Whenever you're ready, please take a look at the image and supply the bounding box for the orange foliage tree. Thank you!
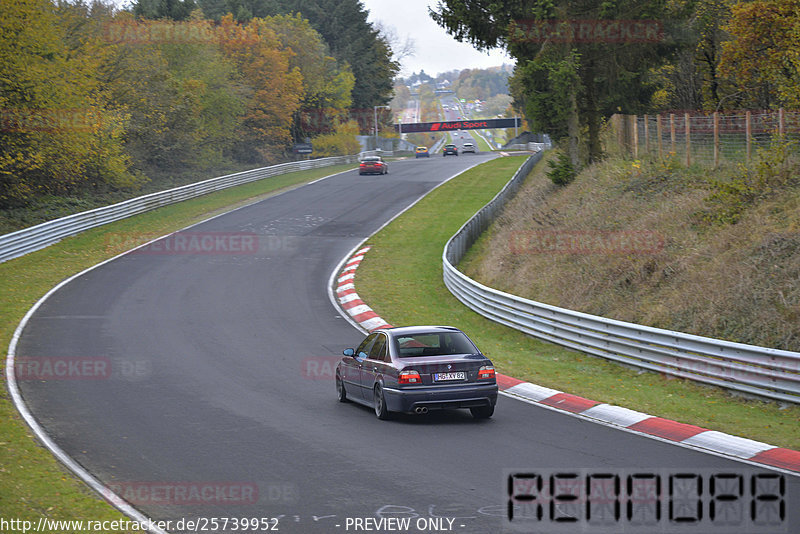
[217,15,303,162]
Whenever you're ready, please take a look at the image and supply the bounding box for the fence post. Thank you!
[656,115,663,159]
[614,114,625,155]
[746,111,752,162]
[670,113,676,155]
[779,107,785,137]
[644,114,649,155]
[685,113,691,166]
[713,111,719,169]
[633,115,639,158]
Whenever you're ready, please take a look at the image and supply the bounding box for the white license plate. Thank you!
[434,372,465,382]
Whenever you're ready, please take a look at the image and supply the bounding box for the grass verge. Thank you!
[0,163,353,529]
[472,131,494,152]
[355,156,800,451]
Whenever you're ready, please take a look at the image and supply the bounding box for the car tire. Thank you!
[374,383,391,420]
[336,373,348,403]
[470,405,494,419]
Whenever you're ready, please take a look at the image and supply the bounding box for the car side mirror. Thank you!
[343,348,355,357]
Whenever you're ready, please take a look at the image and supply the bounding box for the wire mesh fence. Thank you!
[607,110,800,167]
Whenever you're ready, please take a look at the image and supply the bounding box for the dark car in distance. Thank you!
[443,144,458,156]
[358,156,388,175]
[336,326,498,420]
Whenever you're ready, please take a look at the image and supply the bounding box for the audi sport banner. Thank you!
[396,117,521,133]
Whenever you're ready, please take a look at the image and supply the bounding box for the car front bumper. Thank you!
[383,383,498,413]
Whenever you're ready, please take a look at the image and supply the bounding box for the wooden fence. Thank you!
[608,109,799,167]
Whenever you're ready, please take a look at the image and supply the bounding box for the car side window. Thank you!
[356,334,377,359]
[368,334,388,362]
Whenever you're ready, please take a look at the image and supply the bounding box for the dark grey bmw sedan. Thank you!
[336,326,498,420]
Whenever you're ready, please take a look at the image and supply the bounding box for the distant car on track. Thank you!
[443,144,458,156]
[336,326,498,420]
[462,143,476,153]
[415,146,429,158]
[358,156,388,175]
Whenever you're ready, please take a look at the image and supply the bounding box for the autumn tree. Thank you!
[720,0,800,109]
[217,14,303,162]
[145,0,399,115]
[0,0,136,207]
[272,0,399,112]
[261,13,354,142]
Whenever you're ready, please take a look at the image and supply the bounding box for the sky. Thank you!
[360,0,512,77]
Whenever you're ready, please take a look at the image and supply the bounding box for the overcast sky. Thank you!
[360,0,512,77]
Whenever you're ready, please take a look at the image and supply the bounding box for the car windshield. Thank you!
[362,157,381,162]
[394,332,478,357]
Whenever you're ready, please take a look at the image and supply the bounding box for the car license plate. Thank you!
[434,372,465,382]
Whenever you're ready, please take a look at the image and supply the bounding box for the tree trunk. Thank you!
[567,84,580,170]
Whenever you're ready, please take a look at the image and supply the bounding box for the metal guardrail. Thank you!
[0,155,357,264]
[429,135,447,154]
[358,150,393,159]
[443,153,800,404]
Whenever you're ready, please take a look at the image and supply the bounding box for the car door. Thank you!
[361,333,389,402]
[344,333,376,401]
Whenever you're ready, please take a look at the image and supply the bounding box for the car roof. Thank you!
[362,156,382,161]
[376,325,465,337]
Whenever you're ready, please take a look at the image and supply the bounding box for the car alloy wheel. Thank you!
[374,383,390,420]
[336,373,348,403]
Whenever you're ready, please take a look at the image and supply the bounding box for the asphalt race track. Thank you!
[14,154,799,533]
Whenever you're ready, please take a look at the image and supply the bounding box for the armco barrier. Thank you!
[443,153,800,404]
[0,155,357,263]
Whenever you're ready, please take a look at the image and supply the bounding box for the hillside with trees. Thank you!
[0,0,398,232]
[432,0,800,167]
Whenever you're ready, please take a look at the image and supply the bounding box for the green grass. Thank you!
[0,163,353,530]
[471,131,494,152]
[355,156,800,451]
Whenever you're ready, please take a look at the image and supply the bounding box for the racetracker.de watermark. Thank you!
[0,108,102,133]
[11,357,152,381]
[509,230,664,255]
[13,357,111,380]
[102,20,259,45]
[105,232,260,255]
[510,19,664,43]
[104,482,259,506]
[301,356,341,380]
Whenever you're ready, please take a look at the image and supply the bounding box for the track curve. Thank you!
[13,154,799,533]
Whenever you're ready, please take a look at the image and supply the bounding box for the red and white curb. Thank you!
[335,246,392,332]
[335,246,800,474]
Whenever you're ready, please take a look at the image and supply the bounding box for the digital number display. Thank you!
[504,468,788,533]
